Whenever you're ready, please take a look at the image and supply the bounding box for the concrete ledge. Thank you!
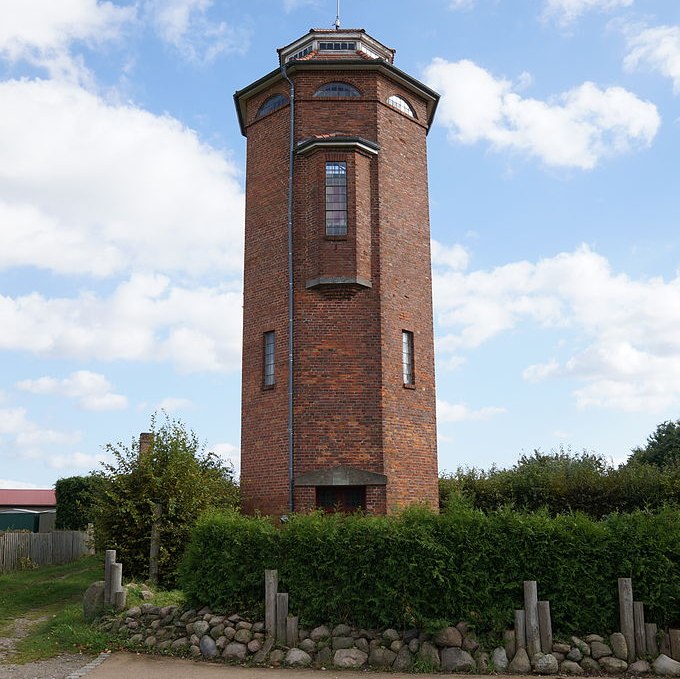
[295,465,387,487]
[306,276,372,289]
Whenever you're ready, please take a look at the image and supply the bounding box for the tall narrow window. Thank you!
[402,330,415,386]
[325,162,347,236]
[263,331,275,387]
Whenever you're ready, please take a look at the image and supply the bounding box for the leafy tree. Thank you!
[628,420,680,468]
[92,413,239,587]
[55,475,104,530]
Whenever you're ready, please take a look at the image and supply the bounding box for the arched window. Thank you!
[256,94,289,119]
[314,82,361,98]
[387,95,416,118]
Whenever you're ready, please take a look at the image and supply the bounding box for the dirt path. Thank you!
[0,616,94,679]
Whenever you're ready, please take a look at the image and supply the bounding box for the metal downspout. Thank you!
[281,63,295,514]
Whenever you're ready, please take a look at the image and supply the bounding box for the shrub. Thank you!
[178,505,680,635]
[55,475,104,530]
[92,413,239,587]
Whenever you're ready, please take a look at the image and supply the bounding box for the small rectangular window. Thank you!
[325,162,347,236]
[263,331,275,387]
[402,330,415,386]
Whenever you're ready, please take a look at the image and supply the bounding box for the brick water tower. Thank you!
[235,25,440,516]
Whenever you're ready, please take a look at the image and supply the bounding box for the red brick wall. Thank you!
[239,62,438,516]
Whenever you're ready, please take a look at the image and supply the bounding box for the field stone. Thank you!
[553,643,570,654]
[334,648,368,668]
[531,652,558,674]
[252,637,274,664]
[190,644,201,657]
[434,626,463,648]
[171,637,189,650]
[390,640,404,653]
[199,635,218,659]
[591,641,612,659]
[193,620,210,636]
[332,636,354,650]
[355,637,369,653]
[190,634,200,646]
[317,646,332,665]
[572,637,591,656]
[566,647,583,662]
[559,660,584,675]
[418,641,441,670]
[586,634,604,643]
[310,625,331,641]
[394,645,413,671]
[609,633,627,660]
[224,627,236,641]
[269,649,285,666]
[403,628,419,644]
[332,623,352,637]
[463,635,479,653]
[124,606,141,618]
[223,641,248,661]
[408,638,420,653]
[234,628,252,644]
[216,636,227,650]
[383,628,400,643]
[83,581,106,622]
[653,654,680,676]
[210,624,225,639]
[492,647,509,672]
[552,652,565,663]
[581,656,601,672]
[236,620,252,630]
[299,638,316,654]
[252,622,265,633]
[247,639,261,653]
[628,660,652,675]
[599,656,628,674]
[129,633,144,644]
[509,648,531,674]
[370,646,397,668]
[441,647,475,672]
[285,648,312,667]
[476,651,490,673]
[144,636,156,647]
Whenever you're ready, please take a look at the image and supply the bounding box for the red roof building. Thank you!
[0,488,56,511]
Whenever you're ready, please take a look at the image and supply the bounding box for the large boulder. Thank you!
[417,641,441,670]
[199,635,218,659]
[434,626,463,648]
[609,632,627,660]
[285,648,312,667]
[653,654,680,676]
[531,652,558,674]
[369,647,396,668]
[441,647,476,672]
[509,648,532,674]
[492,647,509,672]
[559,660,584,675]
[599,656,628,674]
[83,581,106,622]
[333,648,367,668]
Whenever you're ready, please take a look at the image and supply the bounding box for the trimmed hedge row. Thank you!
[439,452,680,518]
[179,506,680,637]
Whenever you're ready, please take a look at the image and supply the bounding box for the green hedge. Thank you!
[55,475,104,530]
[440,451,680,518]
[179,506,680,637]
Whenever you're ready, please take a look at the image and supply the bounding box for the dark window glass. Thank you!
[402,330,415,385]
[318,41,357,51]
[314,82,361,98]
[325,162,347,236]
[263,331,275,387]
[316,486,366,513]
[256,94,288,119]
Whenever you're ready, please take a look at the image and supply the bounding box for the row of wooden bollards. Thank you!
[104,549,127,610]
[511,580,553,656]
[265,569,299,645]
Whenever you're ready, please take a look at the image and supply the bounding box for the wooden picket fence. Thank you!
[0,530,91,573]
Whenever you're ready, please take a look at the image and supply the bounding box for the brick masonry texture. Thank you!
[238,43,439,516]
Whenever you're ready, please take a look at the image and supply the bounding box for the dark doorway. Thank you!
[316,485,366,513]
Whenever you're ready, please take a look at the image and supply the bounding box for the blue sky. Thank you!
[1,0,679,489]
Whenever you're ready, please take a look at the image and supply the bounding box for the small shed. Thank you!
[0,488,56,512]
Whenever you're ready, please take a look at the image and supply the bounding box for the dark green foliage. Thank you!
[628,420,680,468]
[440,449,680,518]
[92,413,239,587]
[55,475,104,530]
[178,506,680,636]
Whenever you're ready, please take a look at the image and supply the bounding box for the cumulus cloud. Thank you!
[424,58,659,169]
[0,274,242,373]
[17,371,128,411]
[437,399,508,422]
[0,0,134,81]
[145,0,250,63]
[431,240,470,271]
[433,244,680,412]
[0,78,244,279]
[542,0,634,26]
[624,24,680,94]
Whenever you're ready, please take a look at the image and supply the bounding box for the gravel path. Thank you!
[0,616,98,679]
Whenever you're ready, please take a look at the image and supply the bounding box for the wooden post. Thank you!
[110,562,123,605]
[633,601,646,659]
[286,615,299,647]
[524,581,541,657]
[538,601,553,654]
[669,629,680,662]
[645,623,658,656]
[514,609,526,650]
[265,570,278,639]
[148,503,162,587]
[276,593,288,645]
[618,577,635,662]
[114,588,127,611]
[104,549,116,604]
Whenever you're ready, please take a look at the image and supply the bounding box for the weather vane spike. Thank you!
[334,0,341,30]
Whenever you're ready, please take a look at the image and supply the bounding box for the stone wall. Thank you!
[99,605,680,675]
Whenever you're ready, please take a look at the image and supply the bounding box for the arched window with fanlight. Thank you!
[387,95,416,118]
[256,93,289,119]
[314,82,361,98]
